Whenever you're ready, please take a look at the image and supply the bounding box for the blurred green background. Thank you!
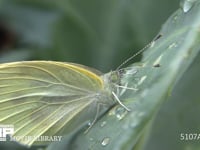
[0,0,179,72]
[3,0,200,150]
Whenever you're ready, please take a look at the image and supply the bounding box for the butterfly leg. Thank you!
[84,103,107,133]
[112,92,131,111]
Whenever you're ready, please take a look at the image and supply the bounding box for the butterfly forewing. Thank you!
[0,61,105,146]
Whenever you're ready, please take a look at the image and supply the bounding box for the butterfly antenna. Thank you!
[116,34,162,70]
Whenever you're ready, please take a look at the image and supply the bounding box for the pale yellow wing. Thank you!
[0,61,103,146]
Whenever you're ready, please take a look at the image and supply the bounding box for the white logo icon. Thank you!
[0,125,14,141]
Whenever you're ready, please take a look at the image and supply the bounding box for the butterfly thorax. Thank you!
[101,70,121,99]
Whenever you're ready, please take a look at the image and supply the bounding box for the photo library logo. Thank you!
[0,124,63,143]
[10,135,63,143]
[0,124,14,141]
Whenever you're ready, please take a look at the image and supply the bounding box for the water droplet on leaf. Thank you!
[173,15,178,21]
[153,63,161,68]
[87,121,92,127]
[153,54,163,67]
[115,107,128,120]
[101,137,110,146]
[168,42,178,49]
[180,0,196,13]
[100,121,107,127]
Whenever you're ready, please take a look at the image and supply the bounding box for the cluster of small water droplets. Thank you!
[101,137,110,146]
[100,121,107,127]
[121,110,145,130]
[130,111,145,129]
[168,42,178,49]
[180,0,197,13]
[114,106,128,120]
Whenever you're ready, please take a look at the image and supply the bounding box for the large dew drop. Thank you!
[180,0,197,13]
[101,137,110,146]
